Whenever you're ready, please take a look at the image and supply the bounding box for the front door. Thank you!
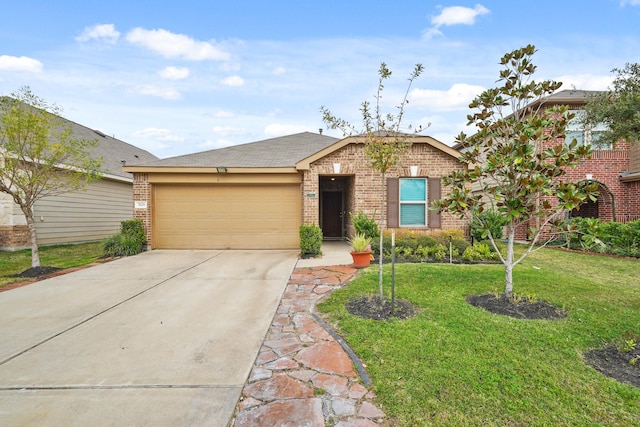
[322,191,343,238]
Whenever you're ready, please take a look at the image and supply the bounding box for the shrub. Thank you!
[470,209,508,241]
[299,224,323,255]
[103,219,146,257]
[351,211,379,239]
[462,243,497,262]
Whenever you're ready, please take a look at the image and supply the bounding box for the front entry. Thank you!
[322,191,343,238]
[320,176,351,239]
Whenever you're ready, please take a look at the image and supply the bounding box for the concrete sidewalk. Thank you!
[0,249,298,426]
[296,241,353,268]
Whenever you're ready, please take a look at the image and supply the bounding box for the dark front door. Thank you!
[322,191,343,238]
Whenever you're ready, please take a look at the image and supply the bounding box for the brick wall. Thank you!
[514,139,640,240]
[132,173,152,248]
[0,225,30,249]
[302,141,468,236]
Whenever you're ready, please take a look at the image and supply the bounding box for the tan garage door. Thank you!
[153,184,301,249]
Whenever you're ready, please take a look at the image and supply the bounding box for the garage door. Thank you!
[153,184,301,249]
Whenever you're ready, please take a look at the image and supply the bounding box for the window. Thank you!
[566,110,611,149]
[399,178,427,226]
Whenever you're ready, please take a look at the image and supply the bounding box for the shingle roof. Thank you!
[134,132,340,168]
[0,98,158,180]
[64,121,158,179]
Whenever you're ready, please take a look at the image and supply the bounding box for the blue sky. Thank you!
[1,1,639,158]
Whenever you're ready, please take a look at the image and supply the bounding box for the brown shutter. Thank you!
[428,177,442,229]
[387,177,399,228]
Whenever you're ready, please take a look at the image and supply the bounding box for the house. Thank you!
[0,111,158,250]
[123,132,468,250]
[454,89,640,239]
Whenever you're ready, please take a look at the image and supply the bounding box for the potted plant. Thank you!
[349,233,373,268]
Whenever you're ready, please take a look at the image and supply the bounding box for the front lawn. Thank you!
[318,246,640,426]
[0,242,104,289]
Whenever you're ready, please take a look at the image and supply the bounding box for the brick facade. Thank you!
[302,141,468,236]
[0,225,30,249]
[132,173,152,248]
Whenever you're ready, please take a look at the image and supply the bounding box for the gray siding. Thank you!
[34,179,133,245]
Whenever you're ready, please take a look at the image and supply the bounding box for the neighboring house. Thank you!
[123,132,468,250]
[0,114,158,250]
[454,89,640,239]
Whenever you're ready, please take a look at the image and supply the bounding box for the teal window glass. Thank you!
[399,178,426,226]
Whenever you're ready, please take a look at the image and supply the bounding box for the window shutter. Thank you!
[387,177,399,228]
[428,177,441,228]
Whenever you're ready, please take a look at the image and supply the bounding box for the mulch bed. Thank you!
[585,345,640,389]
[10,266,63,278]
[466,293,567,320]
[346,294,417,321]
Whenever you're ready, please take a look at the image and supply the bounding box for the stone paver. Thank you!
[232,266,386,426]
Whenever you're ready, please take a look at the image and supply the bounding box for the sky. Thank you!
[1,1,640,159]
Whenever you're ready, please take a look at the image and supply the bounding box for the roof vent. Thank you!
[94,129,107,138]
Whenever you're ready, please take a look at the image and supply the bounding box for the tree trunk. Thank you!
[504,225,515,299]
[24,209,41,268]
[378,173,385,297]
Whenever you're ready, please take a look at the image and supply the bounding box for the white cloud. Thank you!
[214,110,235,118]
[134,85,181,100]
[212,126,246,136]
[273,66,286,75]
[221,75,245,87]
[410,83,485,111]
[158,66,190,80]
[75,24,120,43]
[621,0,640,6]
[424,4,490,38]
[126,28,230,61]
[132,128,184,141]
[264,123,309,136]
[432,4,490,27]
[0,55,43,72]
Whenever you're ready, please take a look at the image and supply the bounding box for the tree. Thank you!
[0,87,102,268]
[581,62,640,147]
[321,62,424,297]
[433,45,598,299]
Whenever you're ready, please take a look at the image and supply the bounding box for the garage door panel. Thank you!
[153,184,301,249]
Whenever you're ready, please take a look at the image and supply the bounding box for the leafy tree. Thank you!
[581,63,640,147]
[321,63,424,296]
[0,87,102,268]
[433,45,598,299]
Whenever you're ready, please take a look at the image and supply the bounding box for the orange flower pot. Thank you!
[350,251,372,268]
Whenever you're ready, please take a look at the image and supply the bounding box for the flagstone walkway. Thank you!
[232,266,386,427]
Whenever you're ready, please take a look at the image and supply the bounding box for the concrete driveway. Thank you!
[0,249,298,426]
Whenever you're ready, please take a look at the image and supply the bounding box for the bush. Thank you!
[103,219,146,257]
[567,217,640,257]
[350,211,379,239]
[462,243,497,262]
[299,224,323,255]
[470,209,508,241]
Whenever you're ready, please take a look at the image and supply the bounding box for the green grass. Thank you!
[318,246,640,426]
[0,242,104,288]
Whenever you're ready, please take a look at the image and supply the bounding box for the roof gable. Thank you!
[296,134,461,170]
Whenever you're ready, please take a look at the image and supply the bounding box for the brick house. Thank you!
[454,89,640,240]
[123,132,468,250]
